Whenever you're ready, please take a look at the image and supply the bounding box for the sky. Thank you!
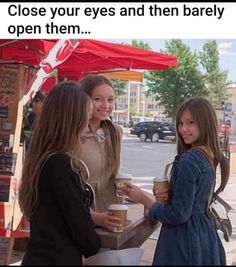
[106,39,236,83]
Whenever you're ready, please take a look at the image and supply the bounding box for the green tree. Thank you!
[112,79,127,96]
[130,106,138,116]
[145,39,206,121]
[199,40,229,106]
[131,40,152,50]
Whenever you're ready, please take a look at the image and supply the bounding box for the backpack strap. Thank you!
[165,153,182,182]
[163,161,174,180]
[214,194,232,213]
[193,147,216,209]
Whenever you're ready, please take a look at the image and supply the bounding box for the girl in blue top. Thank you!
[123,96,229,265]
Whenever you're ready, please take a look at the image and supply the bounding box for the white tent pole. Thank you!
[127,80,131,125]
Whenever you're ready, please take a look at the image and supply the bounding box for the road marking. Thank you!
[142,146,152,149]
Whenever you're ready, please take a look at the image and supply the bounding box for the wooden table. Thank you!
[96,203,160,249]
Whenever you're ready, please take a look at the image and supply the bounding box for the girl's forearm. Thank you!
[141,194,155,210]
[90,209,104,227]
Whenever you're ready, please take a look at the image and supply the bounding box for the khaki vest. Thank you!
[80,125,122,212]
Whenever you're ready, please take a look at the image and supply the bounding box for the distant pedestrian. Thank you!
[129,119,134,128]
[30,90,46,116]
[123,96,229,265]
[21,91,46,149]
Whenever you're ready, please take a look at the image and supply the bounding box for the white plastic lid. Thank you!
[108,204,128,210]
[115,173,132,179]
[153,176,168,182]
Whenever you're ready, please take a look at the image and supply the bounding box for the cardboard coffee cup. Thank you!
[108,204,128,232]
[153,177,169,203]
[114,173,132,197]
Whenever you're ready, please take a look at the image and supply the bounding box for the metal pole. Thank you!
[142,97,145,118]
[222,103,229,157]
[223,103,226,125]
[142,83,145,119]
[137,83,140,115]
[127,81,131,125]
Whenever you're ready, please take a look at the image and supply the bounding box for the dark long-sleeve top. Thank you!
[22,153,101,265]
[149,149,226,265]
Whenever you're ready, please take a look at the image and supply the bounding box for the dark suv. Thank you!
[130,121,176,142]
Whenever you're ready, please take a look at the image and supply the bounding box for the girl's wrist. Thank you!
[142,194,155,210]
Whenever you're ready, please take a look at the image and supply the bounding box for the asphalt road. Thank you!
[120,135,176,177]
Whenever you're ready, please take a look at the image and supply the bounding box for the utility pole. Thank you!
[222,101,226,125]
[221,101,230,159]
[127,81,131,125]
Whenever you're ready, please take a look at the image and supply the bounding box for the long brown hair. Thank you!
[175,96,229,193]
[78,74,121,176]
[19,81,90,219]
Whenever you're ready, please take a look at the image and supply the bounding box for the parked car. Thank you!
[130,121,176,142]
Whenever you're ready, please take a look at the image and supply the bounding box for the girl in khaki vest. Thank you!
[79,74,123,230]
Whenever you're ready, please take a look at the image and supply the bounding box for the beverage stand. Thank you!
[0,63,37,265]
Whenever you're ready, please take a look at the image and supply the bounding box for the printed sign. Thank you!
[0,65,18,94]
[225,103,232,112]
[0,152,17,175]
[0,106,9,118]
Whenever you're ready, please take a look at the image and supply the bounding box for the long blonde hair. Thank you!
[78,74,121,176]
[19,81,90,219]
[176,96,229,193]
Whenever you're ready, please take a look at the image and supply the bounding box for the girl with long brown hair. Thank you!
[122,96,229,265]
[19,81,101,265]
[78,74,122,213]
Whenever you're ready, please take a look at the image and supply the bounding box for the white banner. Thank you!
[0,2,235,39]
[22,39,80,105]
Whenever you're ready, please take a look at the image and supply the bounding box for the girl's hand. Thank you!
[122,182,145,203]
[122,182,155,210]
[91,210,121,232]
[153,190,169,203]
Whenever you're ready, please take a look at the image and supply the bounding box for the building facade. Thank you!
[114,82,236,135]
[226,84,236,135]
[114,82,168,125]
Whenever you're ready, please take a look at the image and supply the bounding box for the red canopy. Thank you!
[0,39,54,65]
[0,39,177,81]
[58,39,177,79]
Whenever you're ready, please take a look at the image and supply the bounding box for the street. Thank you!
[120,135,176,177]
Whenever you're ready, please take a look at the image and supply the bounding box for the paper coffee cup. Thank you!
[108,204,128,232]
[114,173,132,196]
[153,177,169,203]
